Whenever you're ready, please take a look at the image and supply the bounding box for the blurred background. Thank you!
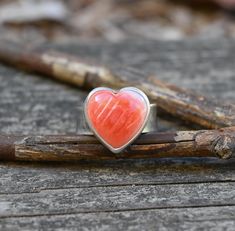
[1,0,235,44]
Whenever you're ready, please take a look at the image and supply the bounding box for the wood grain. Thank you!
[1,206,235,231]
[0,158,233,194]
[1,39,235,230]
[0,182,235,217]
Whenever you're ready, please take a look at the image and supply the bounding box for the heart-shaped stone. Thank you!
[84,87,150,153]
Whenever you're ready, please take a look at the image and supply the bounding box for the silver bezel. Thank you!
[84,87,150,153]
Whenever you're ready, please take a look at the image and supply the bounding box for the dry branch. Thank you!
[0,40,235,129]
[1,127,235,161]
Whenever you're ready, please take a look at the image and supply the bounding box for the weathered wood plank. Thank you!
[0,158,234,194]
[1,41,235,128]
[0,182,235,217]
[0,39,235,230]
[0,64,188,135]
[53,39,235,101]
[1,206,235,231]
[0,65,87,135]
[1,40,235,135]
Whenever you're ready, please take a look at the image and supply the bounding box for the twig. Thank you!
[0,40,235,129]
[1,127,235,161]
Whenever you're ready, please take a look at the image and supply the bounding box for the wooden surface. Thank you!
[0,39,235,230]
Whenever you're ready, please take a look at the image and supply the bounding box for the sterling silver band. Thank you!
[142,104,157,133]
[80,104,157,135]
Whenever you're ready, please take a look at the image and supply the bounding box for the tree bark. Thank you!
[0,127,235,161]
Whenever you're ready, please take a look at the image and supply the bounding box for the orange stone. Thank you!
[86,89,148,150]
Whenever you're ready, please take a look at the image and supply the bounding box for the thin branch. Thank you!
[1,127,235,161]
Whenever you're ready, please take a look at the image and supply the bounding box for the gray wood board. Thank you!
[0,182,235,217]
[0,158,234,194]
[1,206,235,231]
[0,39,235,230]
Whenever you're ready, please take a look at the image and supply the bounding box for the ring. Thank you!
[83,87,157,153]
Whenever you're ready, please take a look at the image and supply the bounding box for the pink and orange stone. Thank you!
[85,89,148,150]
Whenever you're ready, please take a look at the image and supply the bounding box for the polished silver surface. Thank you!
[142,104,157,133]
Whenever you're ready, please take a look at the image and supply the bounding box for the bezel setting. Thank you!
[84,87,151,153]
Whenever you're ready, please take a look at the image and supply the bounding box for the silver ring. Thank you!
[82,87,157,153]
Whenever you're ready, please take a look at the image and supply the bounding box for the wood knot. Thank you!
[211,134,235,159]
